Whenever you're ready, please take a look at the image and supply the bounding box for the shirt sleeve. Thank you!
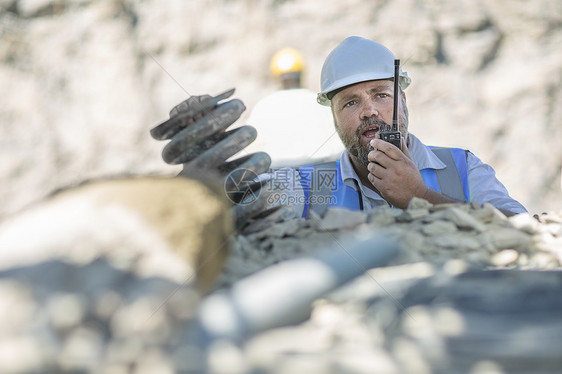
[467,151,527,214]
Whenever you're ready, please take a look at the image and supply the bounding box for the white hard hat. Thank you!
[317,36,411,106]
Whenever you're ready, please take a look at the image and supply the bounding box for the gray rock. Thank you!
[251,218,305,239]
[320,207,367,231]
[396,208,430,222]
[481,227,532,251]
[421,220,458,236]
[367,207,401,227]
[425,207,486,232]
[407,197,434,210]
[470,203,508,223]
[509,212,541,234]
[491,249,519,267]
[433,234,481,251]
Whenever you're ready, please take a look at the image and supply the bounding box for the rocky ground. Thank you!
[212,200,562,373]
[221,199,562,287]
[0,182,561,373]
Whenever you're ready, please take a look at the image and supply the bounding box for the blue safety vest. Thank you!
[298,147,469,218]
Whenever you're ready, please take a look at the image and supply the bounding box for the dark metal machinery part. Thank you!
[150,89,276,226]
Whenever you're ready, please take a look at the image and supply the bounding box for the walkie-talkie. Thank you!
[379,59,402,149]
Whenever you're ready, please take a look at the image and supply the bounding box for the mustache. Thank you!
[355,117,389,138]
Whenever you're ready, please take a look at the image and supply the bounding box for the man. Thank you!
[271,36,526,218]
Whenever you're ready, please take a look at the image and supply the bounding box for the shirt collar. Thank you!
[339,149,361,184]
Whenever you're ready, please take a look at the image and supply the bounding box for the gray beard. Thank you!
[336,117,388,169]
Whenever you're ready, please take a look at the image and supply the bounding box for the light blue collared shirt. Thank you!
[338,133,527,213]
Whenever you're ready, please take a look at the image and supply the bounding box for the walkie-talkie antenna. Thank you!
[378,59,402,149]
[392,59,400,132]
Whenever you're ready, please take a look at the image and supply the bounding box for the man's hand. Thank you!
[367,137,461,208]
[367,137,429,208]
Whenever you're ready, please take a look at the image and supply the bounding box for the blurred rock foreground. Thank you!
[1,0,562,373]
[1,182,562,372]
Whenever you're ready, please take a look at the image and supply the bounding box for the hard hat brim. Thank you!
[317,73,411,106]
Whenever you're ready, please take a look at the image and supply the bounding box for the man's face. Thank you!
[331,80,408,168]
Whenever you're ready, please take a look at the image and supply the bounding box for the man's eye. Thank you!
[344,100,356,108]
[377,93,389,99]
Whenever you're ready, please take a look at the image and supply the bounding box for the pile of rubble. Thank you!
[213,200,562,373]
[0,181,561,373]
[219,198,562,287]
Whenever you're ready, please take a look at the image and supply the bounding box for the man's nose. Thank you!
[360,100,379,120]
